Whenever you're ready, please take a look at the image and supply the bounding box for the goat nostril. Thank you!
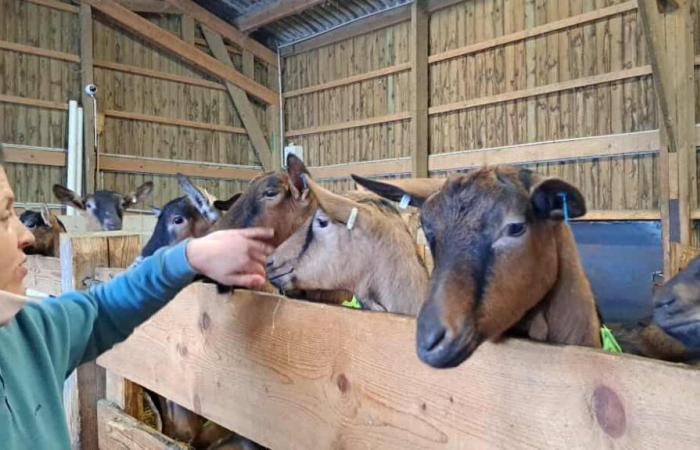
[266,259,274,269]
[656,297,677,309]
[422,327,447,353]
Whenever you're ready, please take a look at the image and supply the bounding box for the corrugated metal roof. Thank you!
[196,0,412,49]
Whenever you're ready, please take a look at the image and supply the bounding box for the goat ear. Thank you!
[150,206,162,217]
[40,204,53,226]
[123,182,154,209]
[529,178,586,220]
[53,184,85,210]
[306,177,369,228]
[351,175,444,208]
[177,174,219,221]
[286,153,309,196]
[213,193,241,212]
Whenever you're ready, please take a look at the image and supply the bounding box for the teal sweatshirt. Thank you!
[0,240,197,449]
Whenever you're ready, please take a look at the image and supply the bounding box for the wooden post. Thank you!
[639,0,696,275]
[202,26,273,170]
[60,232,144,450]
[268,56,282,170]
[80,4,96,193]
[410,0,429,177]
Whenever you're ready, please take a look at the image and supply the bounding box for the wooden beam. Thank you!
[283,63,412,99]
[202,27,272,170]
[81,4,97,194]
[233,0,326,33]
[98,285,700,449]
[0,40,80,63]
[268,57,282,171]
[103,109,246,134]
[410,0,429,178]
[83,0,277,105]
[309,158,412,180]
[164,0,277,67]
[98,154,262,180]
[26,0,79,13]
[639,0,696,274]
[115,0,180,13]
[286,112,411,137]
[94,60,225,91]
[98,400,188,450]
[1,144,66,166]
[0,94,64,110]
[578,210,661,221]
[429,1,638,64]
[430,65,652,116]
[24,255,62,296]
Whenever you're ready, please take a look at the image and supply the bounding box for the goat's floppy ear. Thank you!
[213,193,241,212]
[287,153,309,198]
[150,206,162,217]
[177,174,219,222]
[53,184,85,210]
[306,177,370,229]
[40,204,53,227]
[123,182,154,209]
[351,175,444,208]
[529,178,586,220]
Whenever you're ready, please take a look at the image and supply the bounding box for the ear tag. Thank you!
[557,192,569,223]
[399,194,411,210]
[346,207,358,230]
[301,173,309,190]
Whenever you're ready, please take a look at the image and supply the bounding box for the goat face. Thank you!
[53,182,153,231]
[653,256,700,357]
[214,154,315,247]
[354,166,587,368]
[19,205,65,256]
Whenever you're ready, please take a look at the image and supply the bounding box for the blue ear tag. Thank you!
[399,194,411,210]
[301,173,308,190]
[557,192,569,222]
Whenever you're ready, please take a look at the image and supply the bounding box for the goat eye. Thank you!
[172,216,185,225]
[317,218,329,228]
[263,190,279,198]
[506,223,527,237]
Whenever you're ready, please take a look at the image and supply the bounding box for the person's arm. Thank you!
[25,240,196,377]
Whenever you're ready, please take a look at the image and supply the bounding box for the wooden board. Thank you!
[24,255,62,296]
[98,400,188,450]
[98,285,700,449]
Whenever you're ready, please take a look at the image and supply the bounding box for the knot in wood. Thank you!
[592,385,626,438]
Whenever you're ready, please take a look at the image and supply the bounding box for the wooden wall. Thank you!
[0,0,78,205]
[282,0,670,215]
[1,0,274,210]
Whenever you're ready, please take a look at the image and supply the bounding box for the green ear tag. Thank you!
[341,296,362,309]
[601,324,623,353]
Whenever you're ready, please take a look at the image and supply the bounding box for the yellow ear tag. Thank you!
[341,296,362,309]
[601,324,623,353]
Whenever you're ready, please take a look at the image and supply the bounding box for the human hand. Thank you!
[186,228,274,288]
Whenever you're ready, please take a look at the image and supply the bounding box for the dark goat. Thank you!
[19,205,66,257]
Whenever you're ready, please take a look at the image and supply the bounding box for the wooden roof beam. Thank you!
[83,0,277,105]
[164,0,278,67]
[233,0,327,33]
[115,0,180,13]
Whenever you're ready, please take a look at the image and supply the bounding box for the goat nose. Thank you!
[266,257,275,269]
[419,325,447,354]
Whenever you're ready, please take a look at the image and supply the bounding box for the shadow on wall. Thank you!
[570,221,662,324]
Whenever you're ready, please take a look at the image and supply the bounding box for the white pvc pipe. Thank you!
[66,100,79,216]
[76,107,84,196]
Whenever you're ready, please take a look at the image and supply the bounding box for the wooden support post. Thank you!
[410,0,429,177]
[639,0,696,275]
[202,27,272,170]
[80,4,96,193]
[60,232,144,450]
[181,14,195,44]
[268,57,282,170]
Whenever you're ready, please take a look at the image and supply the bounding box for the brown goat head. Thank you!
[267,177,427,315]
[213,154,315,246]
[19,205,65,256]
[653,253,700,359]
[354,166,600,368]
[53,182,153,231]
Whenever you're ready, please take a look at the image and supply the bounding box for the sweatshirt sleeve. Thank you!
[23,240,197,378]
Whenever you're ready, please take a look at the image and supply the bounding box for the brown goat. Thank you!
[267,178,427,315]
[354,166,601,368]
[19,205,66,257]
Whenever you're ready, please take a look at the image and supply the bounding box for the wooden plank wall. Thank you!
[282,0,667,214]
[0,0,77,204]
[1,0,273,209]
